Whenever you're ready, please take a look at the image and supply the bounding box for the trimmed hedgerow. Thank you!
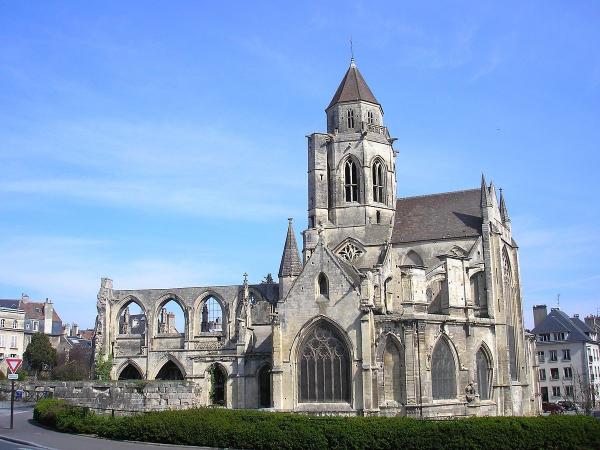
[34,399,600,450]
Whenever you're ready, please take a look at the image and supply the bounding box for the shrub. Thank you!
[34,399,600,450]
[52,361,88,381]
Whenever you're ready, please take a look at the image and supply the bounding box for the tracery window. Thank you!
[298,323,350,403]
[372,160,384,203]
[431,339,456,400]
[476,348,491,400]
[347,109,355,129]
[344,159,359,202]
[318,273,329,298]
[337,241,364,262]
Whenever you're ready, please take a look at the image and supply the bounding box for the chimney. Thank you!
[44,298,53,335]
[73,323,79,337]
[21,293,29,302]
[533,305,548,329]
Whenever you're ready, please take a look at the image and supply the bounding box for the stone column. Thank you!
[271,317,283,409]
[360,310,373,412]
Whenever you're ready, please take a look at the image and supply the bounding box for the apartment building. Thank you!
[0,305,26,375]
[532,305,600,405]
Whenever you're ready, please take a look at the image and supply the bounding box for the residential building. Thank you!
[0,294,65,350]
[0,305,26,375]
[531,305,600,406]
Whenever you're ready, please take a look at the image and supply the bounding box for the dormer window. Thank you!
[344,159,359,202]
[347,109,355,129]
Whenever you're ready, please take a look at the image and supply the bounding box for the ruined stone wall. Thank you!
[0,380,202,415]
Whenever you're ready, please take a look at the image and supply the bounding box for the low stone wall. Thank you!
[0,380,202,415]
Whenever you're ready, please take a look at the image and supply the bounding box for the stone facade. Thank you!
[94,61,538,417]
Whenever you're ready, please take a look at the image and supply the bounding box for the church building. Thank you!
[94,60,539,417]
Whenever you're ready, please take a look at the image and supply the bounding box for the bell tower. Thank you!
[304,60,397,262]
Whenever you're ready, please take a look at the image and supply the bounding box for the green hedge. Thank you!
[34,399,600,450]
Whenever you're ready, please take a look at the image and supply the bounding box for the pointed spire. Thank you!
[499,189,510,223]
[327,61,379,109]
[278,218,303,278]
[480,174,491,207]
[489,180,498,208]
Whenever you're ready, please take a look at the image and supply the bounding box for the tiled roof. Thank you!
[327,62,379,109]
[278,219,303,278]
[392,189,483,244]
[531,309,594,343]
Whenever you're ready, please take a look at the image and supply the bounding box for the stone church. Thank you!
[94,60,539,417]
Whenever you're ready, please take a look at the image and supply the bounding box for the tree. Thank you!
[94,353,113,381]
[23,332,57,378]
[262,273,274,284]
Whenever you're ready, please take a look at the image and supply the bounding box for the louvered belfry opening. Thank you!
[298,323,351,403]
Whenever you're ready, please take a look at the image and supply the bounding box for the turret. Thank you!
[278,218,303,299]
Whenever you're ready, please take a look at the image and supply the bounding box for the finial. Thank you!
[288,217,293,224]
[350,37,356,67]
[243,272,248,283]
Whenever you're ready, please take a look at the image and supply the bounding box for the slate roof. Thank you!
[327,61,379,109]
[0,299,62,322]
[531,309,595,343]
[0,299,21,309]
[278,219,303,278]
[391,189,483,244]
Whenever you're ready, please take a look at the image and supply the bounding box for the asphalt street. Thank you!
[0,405,213,450]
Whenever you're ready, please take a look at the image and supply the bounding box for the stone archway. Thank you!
[257,364,271,408]
[155,360,184,380]
[209,364,227,406]
[118,362,143,380]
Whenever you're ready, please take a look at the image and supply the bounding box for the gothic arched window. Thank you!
[476,348,492,400]
[502,248,518,381]
[372,160,384,203]
[431,339,456,400]
[318,273,329,298]
[298,323,351,403]
[344,159,359,202]
[201,296,223,333]
[347,109,355,129]
[383,337,404,403]
[367,110,374,124]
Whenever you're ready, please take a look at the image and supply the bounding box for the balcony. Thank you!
[361,122,390,139]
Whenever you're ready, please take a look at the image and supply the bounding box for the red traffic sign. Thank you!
[6,358,22,374]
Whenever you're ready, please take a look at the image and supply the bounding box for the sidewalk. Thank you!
[0,406,214,450]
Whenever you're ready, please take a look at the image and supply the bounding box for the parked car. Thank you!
[558,400,581,412]
[542,402,565,414]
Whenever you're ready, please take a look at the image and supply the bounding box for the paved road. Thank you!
[0,406,212,450]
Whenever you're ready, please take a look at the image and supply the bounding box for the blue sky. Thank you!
[1,1,599,329]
